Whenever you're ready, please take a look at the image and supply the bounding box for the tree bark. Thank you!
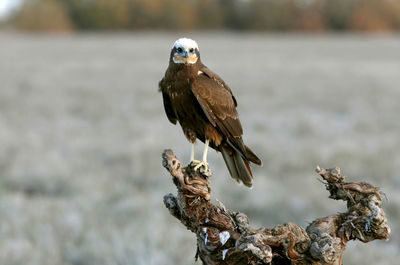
[162,149,390,265]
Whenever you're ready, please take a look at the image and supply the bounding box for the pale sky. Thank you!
[0,0,22,18]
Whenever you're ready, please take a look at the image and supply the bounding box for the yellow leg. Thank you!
[202,139,209,162]
[194,139,209,171]
[190,143,201,164]
[190,143,195,162]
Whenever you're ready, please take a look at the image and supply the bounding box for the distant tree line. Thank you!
[10,0,400,32]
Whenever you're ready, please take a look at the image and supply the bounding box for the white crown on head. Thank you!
[172,38,199,50]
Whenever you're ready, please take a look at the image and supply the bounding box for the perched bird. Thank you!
[159,38,262,187]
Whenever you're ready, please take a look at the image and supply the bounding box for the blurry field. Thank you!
[0,32,399,264]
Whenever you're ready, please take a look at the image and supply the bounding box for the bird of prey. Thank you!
[159,38,262,187]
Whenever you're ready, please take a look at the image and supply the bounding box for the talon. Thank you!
[193,160,209,171]
[190,160,202,165]
[188,139,210,173]
[185,160,201,170]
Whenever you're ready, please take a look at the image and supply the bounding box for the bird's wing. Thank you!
[159,78,177,124]
[191,68,245,154]
[201,66,237,107]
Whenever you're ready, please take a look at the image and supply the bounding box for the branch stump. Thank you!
[162,149,390,265]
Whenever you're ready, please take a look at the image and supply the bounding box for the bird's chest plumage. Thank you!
[164,71,209,142]
[168,77,201,123]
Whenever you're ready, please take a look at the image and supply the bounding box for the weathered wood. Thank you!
[162,149,390,265]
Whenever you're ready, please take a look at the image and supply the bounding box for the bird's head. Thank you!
[171,38,199,65]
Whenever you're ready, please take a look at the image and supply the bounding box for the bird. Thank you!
[159,37,262,187]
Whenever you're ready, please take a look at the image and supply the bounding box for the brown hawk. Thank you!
[159,38,262,187]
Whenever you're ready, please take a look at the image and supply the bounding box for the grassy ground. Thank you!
[0,32,399,264]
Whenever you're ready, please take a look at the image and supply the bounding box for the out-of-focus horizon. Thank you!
[1,0,400,32]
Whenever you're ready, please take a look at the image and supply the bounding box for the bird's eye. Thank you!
[177,47,183,52]
[189,48,194,53]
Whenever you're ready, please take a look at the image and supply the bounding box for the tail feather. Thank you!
[232,151,253,187]
[220,147,241,184]
[220,145,254,188]
[245,145,262,166]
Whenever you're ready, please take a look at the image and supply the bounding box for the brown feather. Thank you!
[159,48,262,187]
[220,145,253,187]
[245,145,262,166]
[220,146,241,184]
[161,90,177,124]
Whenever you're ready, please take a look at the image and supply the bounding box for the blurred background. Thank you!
[0,0,399,264]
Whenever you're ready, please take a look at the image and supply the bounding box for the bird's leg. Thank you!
[193,139,209,171]
[185,143,201,171]
[189,143,201,164]
[190,143,196,162]
[190,143,194,161]
[202,139,209,162]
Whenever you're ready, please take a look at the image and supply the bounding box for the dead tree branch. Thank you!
[162,149,390,265]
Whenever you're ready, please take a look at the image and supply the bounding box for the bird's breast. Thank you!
[168,89,185,100]
[167,81,199,118]
[167,78,191,100]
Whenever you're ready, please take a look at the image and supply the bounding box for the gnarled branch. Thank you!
[162,149,390,265]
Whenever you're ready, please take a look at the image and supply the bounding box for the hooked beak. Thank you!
[182,51,189,58]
